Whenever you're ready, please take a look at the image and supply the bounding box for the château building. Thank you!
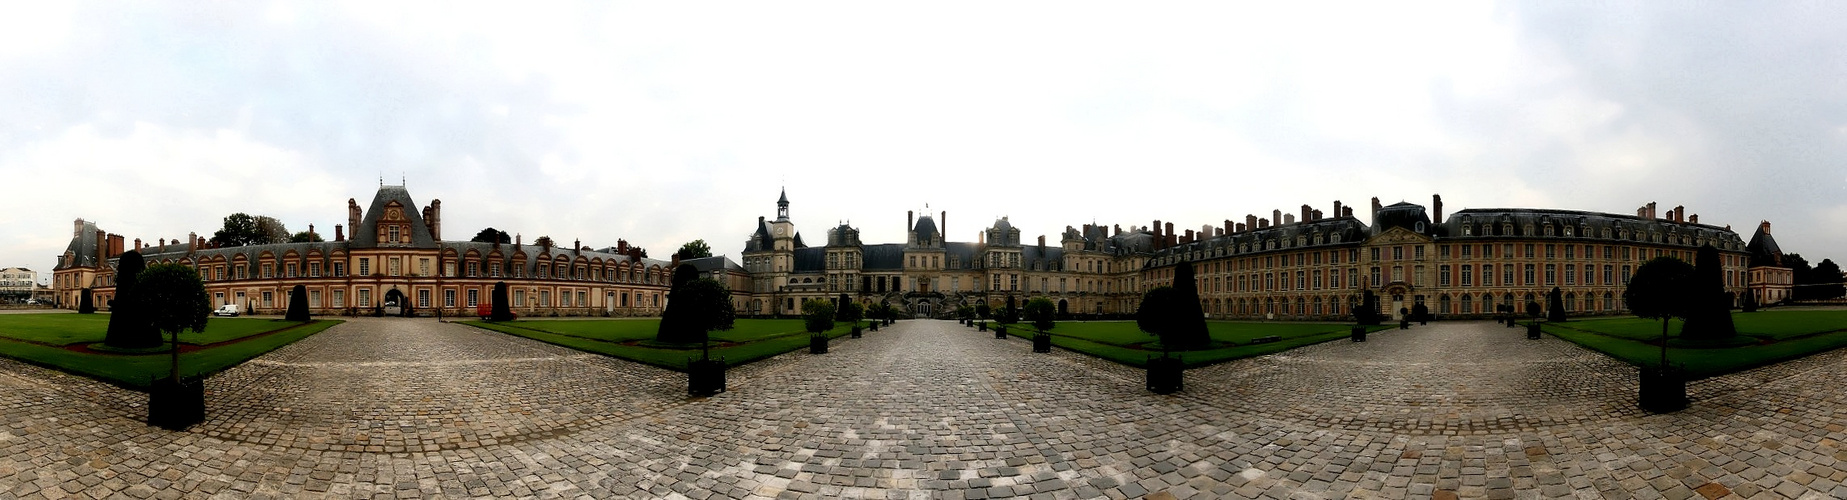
[52,185,707,317]
[746,193,1755,321]
[53,186,1763,322]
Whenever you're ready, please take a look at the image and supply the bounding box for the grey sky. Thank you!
[4,2,1845,278]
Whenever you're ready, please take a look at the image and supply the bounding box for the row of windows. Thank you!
[249,286,664,310]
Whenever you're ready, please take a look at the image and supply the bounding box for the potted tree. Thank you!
[139,263,212,430]
[1625,256,1696,413]
[839,299,865,338]
[804,299,835,354]
[976,303,990,332]
[659,265,736,396]
[1025,297,1056,353]
[1139,263,1209,394]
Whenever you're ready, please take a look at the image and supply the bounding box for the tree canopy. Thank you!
[210,213,290,247]
[656,264,734,343]
[533,235,555,248]
[290,230,324,243]
[1023,297,1057,333]
[1680,245,1736,340]
[1625,257,1696,322]
[802,299,835,335]
[137,263,211,380]
[677,239,713,260]
[472,228,512,244]
[1136,266,1211,352]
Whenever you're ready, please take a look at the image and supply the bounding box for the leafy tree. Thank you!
[657,264,724,343]
[255,216,289,244]
[105,251,159,348]
[533,235,555,249]
[472,228,512,244]
[1680,245,1737,340]
[1812,259,1845,299]
[802,298,836,335]
[138,263,211,381]
[285,284,310,321]
[489,282,514,321]
[956,304,975,321]
[677,240,713,260]
[837,300,864,328]
[1136,276,1210,352]
[209,213,264,247]
[1785,253,1813,301]
[289,230,324,243]
[1625,256,1696,368]
[997,295,1020,325]
[1023,297,1056,333]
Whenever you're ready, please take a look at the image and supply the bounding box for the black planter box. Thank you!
[810,335,828,354]
[1032,332,1051,353]
[851,326,863,339]
[1526,323,1542,339]
[148,377,205,430]
[1351,326,1366,342]
[687,358,727,397]
[978,322,987,332]
[1146,356,1184,394]
[869,322,879,331]
[1639,367,1688,413]
[1398,319,1410,330]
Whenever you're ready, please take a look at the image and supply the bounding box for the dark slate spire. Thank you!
[777,188,790,221]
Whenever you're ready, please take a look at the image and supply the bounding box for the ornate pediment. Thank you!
[1367,227,1432,245]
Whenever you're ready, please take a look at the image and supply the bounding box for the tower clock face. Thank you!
[777,227,785,236]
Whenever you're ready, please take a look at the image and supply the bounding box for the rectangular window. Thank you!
[333,262,346,277]
[358,288,372,307]
[1461,265,1473,286]
[1369,267,1380,287]
[262,264,274,279]
[539,290,550,307]
[214,267,224,281]
[262,291,274,308]
[1504,244,1515,259]
[1439,265,1451,286]
[444,289,456,307]
[1439,245,1451,258]
[1621,265,1632,284]
[466,289,479,307]
[1525,244,1535,258]
[577,291,586,307]
[1482,265,1494,286]
[443,262,455,277]
[286,263,298,278]
[1544,264,1556,285]
[467,262,479,277]
[358,258,370,276]
[310,290,320,307]
[1296,271,1305,289]
[332,290,345,308]
[1460,245,1472,258]
[1414,246,1424,260]
[1585,266,1594,285]
[1563,245,1574,260]
[1518,265,1530,285]
[1370,248,1381,261]
[1565,264,1576,285]
[389,258,401,276]
[309,262,321,277]
[1603,265,1614,285]
[1313,270,1323,289]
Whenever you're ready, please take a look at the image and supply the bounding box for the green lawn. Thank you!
[464,318,864,371]
[0,313,341,389]
[996,320,1392,368]
[1541,309,1847,378]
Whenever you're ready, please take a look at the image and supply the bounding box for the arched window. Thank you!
[1460,294,1472,314]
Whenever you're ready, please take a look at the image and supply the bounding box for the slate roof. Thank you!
[793,247,825,272]
[862,244,905,271]
[351,186,436,248]
[55,220,104,270]
[681,255,745,274]
[1747,223,1783,267]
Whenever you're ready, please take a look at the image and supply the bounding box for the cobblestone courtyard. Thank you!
[3,318,1847,499]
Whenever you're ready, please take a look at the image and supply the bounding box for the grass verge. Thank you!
[995,320,1392,368]
[0,313,340,389]
[1541,309,1847,378]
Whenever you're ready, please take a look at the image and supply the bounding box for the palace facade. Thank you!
[51,185,723,317]
[54,186,1768,322]
[746,193,1756,321]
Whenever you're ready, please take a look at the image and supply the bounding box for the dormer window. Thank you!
[1463,225,1472,236]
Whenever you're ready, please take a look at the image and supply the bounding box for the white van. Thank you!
[213,304,240,317]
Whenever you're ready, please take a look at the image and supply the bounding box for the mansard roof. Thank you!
[792,247,825,272]
[862,244,905,271]
[1747,223,1783,267]
[55,220,104,270]
[351,185,436,248]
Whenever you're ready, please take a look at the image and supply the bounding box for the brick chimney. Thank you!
[348,198,361,232]
[1673,205,1684,223]
[1343,206,1353,218]
[1311,209,1323,220]
[1301,205,1312,223]
[1760,220,1771,235]
[1371,197,1382,223]
[908,211,914,234]
[1259,218,1270,229]
[135,238,142,250]
[1273,209,1283,226]
[1038,235,1045,247]
[1334,201,1343,219]
[1647,202,1657,219]
[188,232,197,254]
[1432,194,1444,225]
[1236,223,1246,232]
[1284,214,1296,225]
[335,224,345,242]
[1689,214,1699,224]
[1246,215,1258,231]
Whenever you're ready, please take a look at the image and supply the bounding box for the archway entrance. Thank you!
[912,300,934,318]
[384,289,409,317]
[1057,299,1068,315]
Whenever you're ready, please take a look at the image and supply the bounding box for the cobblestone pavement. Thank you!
[3,318,1847,499]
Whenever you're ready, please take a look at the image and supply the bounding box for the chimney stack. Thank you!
[430,199,442,240]
[1647,202,1657,219]
[1371,197,1382,223]
[1284,214,1296,225]
[1236,223,1246,232]
[335,224,345,242]
[1246,215,1258,231]
[1673,205,1684,223]
[1690,214,1699,224]
[1312,209,1323,220]
[1273,209,1283,226]
[941,211,946,239]
[1343,206,1354,218]
[74,218,84,237]
[1759,220,1771,234]
[1038,235,1045,247]
[135,238,142,250]
[1663,208,1675,222]
[1164,222,1174,238]
[1301,204,1312,223]
[516,233,522,247]
[1184,229,1195,243]
[1224,219,1233,234]
[159,238,165,248]
[1113,224,1122,236]
[1334,201,1343,219]
[348,198,361,232]
[1215,227,1224,237]
[1432,194,1444,225]
[188,232,197,253]
[110,235,123,257]
[1259,218,1270,229]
